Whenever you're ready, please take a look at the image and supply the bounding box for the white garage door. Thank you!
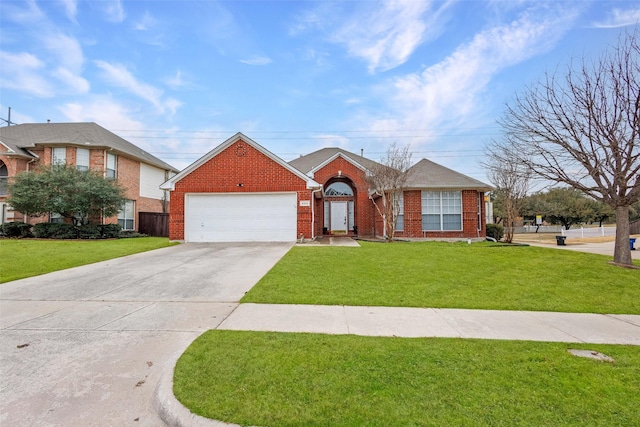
[185,193,297,242]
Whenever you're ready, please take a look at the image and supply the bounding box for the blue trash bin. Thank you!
[630,238,637,251]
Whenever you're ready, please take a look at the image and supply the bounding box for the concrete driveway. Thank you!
[0,242,293,427]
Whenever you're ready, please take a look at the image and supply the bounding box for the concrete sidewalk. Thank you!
[156,303,640,427]
[218,303,640,345]
[516,238,640,259]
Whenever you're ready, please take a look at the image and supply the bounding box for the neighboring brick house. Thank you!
[161,132,492,242]
[0,122,178,231]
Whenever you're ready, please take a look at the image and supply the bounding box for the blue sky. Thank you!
[1,1,638,182]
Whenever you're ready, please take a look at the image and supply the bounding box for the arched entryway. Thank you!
[323,178,357,235]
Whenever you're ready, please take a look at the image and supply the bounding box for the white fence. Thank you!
[561,226,616,238]
[515,225,564,234]
[510,225,617,237]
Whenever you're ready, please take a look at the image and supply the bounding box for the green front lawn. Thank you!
[0,238,177,283]
[175,331,640,427]
[242,241,640,314]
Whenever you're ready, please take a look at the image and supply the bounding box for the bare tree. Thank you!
[366,143,412,241]
[483,154,531,243]
[491,30,639,266]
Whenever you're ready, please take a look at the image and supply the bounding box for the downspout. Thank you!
[310,187,322,240]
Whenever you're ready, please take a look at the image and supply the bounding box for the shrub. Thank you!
[486,223,504,241]
[119,230,148,238]
[33,223,121,239]
[33,223,77,239]
[78,224,121,239]
[0,221,33,238]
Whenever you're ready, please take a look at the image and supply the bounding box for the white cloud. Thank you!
[164,98,182,116]
[103,0,125,23]
[94,60,178,114]
[239,56,272,66]
[2,0,46,25]
[52,67,89,93]
[59,97,145,132]
[134,11,156,31]
[164,70,186,89]
[593,7,640,28]
[363,5,579,145]
[332,0,453,73]
[60,0,77,22]
[289,2,337,35]
[0,51,53,97]
[44,33,84,71]
[2,1,88,95]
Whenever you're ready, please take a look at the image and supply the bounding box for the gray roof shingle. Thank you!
[406,158,491,190]
[0,123,177,172]
[289,147,380,173]
[289,148,491,191]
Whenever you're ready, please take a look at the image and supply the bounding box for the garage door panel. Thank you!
[186,193,297,242]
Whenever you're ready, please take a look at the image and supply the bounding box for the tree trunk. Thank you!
[614,206,632,266]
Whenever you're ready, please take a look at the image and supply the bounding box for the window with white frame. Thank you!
[325,182,353,196]
[106,153,117,179]
[421,191,462,231]
[395,192,404,231]
[118,200,135,230]
[52,147,66,166]
[76,148,90,171]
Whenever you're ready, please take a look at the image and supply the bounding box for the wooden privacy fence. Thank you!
[631,220,640,236]
[138,212,168,237]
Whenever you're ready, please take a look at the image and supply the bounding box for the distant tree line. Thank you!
[490,187,640,230]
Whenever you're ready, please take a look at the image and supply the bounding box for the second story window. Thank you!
[52,147,66,166]
[106,153,117,179]
[76,148,89,171]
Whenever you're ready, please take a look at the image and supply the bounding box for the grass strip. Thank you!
[242,241,640,314]
[174,330,640,427]
[0,237,177,283]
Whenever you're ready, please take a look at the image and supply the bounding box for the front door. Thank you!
[330,201,347,234]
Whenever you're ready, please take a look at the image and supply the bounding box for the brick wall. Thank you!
[313,157,377,237]
[169,139,312,241]
[116,155,140,200]
[393,189,486,239]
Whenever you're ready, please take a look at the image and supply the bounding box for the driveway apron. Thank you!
[0,242,292,427]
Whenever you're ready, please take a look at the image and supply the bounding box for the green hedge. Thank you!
[33,223,122,239]
[0,222,33,238]
[486,223,504,241]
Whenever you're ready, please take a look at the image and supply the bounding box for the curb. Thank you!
[153,350,240,427]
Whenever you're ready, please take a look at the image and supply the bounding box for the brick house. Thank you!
[161,132,492,242]
[0,123,178,231]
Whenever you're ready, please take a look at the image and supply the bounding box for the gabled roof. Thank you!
[0,123,177,172]
[289,147,380,175]
[161,132,321,190]
[406,158,492,191]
